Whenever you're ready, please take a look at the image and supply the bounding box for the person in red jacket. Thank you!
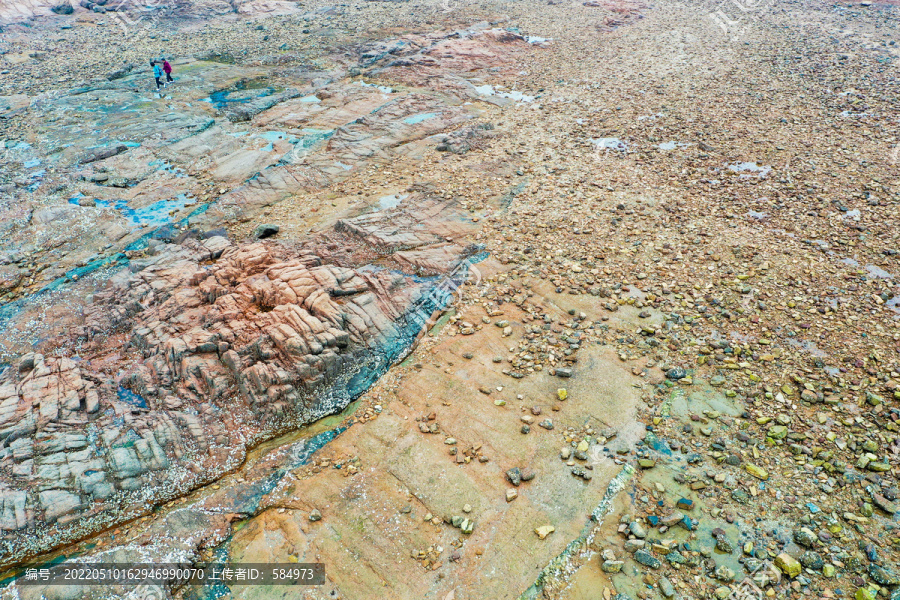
[162,59,174,83]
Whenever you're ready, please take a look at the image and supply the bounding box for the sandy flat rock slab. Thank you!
[212,339,642,600]
[0,0,54,23]
[336,197,471,251]
[375,27,539,90]
[251,84,390,130]
[223,87,305,122]
[394,242,471,275]
[0,94,30,117]
[216,91,470,210]
[235,0,303,16]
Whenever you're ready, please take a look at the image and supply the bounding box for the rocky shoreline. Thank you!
[1,0,900,598]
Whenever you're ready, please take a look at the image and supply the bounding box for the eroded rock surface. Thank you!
[0,196,475,565]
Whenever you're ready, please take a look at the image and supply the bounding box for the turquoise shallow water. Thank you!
[68,194,197,228]
[203,82,275,109]
[403,112,437,124]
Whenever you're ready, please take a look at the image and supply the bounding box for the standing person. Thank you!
[151,60,163,90]
[162,58,174,83]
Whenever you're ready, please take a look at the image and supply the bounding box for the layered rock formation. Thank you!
[0,196,476,566]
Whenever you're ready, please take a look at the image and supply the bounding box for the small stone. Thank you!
[535,525,555,539]
[629,521,647,538]
[714,534,734,554]
[651,542,668,554]
[506,489,518,502]
[252,223,280,239]
[658,576,676,598]
[660,511,685,527]
[666,367,686,380]
[506,468,522,486]
[557,388,568,401]
[799,551,824,571]
[308,509,322,522]
[869,564,900,586]
[601,560,624,573]
[714,565,735,582]
[461,519,474,534]
[775,553,801,578]
[745,464,769,480]
[801,389,818,403]
[767,425,788,440]
[793,527,816,548]
[714,587,732,600]
[638,459,656,469]
[873,493,898,514]
[633,549,661,569]
[675,498,693,511]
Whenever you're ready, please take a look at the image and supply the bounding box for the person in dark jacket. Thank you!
[162,59,174,83]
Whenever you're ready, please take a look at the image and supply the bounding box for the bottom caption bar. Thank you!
[18,563,325,586]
